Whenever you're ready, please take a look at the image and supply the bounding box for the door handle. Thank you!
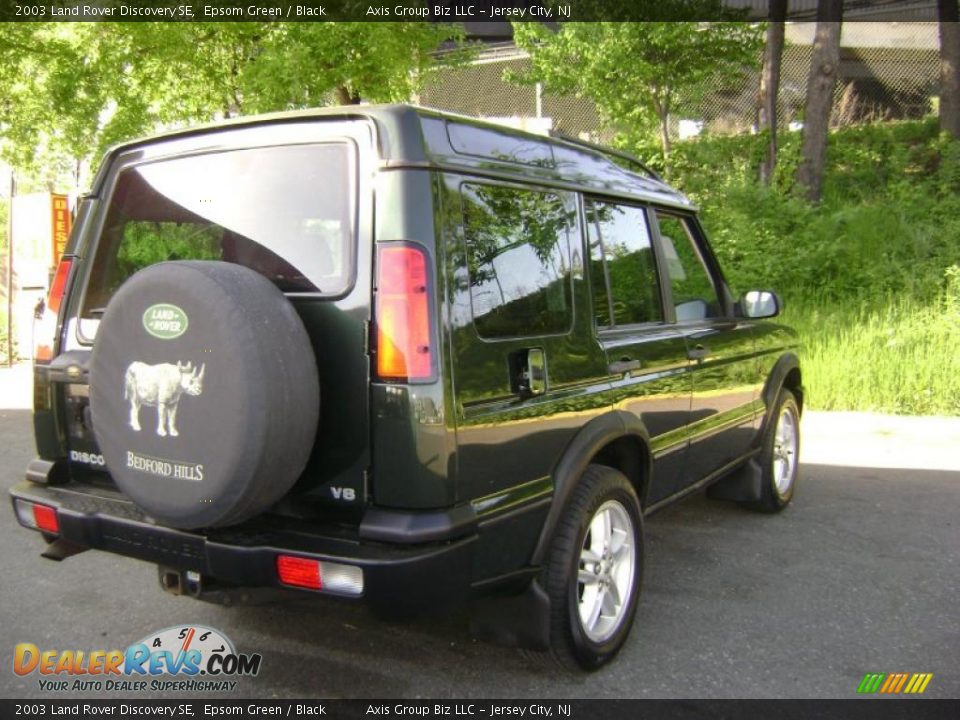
[687,345,710,361]
[608,358,642,374]
[510,347,546,399]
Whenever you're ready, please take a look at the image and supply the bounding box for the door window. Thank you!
[655,213,722,322]
[585,200,662,328]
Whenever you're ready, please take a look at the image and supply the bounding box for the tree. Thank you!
[757,0,788,185]
[237,23,470,110]
[795,0,844,202]
[939,0,960,138]
[510,21,761,170]
[0,22,468,187]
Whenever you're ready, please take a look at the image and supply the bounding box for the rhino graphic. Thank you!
[124,361,205,437]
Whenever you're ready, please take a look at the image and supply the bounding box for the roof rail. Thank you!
[548,130,663,182]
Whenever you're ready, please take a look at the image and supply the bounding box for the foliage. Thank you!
[665,119,960,414]
[243,23,471,108]
[509,20,761,163]
[0,22,470,185]
[116,223,221,283]
[667,119,960,304]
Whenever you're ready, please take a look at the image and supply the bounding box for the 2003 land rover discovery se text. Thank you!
[11,105,802,670]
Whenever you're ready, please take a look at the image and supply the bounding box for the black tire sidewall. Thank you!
[549,465,644,670]
[761,390,800,510]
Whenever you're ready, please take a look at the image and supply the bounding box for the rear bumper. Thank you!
[10,479,475,606]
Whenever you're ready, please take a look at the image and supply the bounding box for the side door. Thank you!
[584,198,692,507]
[651,210,763,489]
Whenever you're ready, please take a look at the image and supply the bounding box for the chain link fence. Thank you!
[420,23,941,143]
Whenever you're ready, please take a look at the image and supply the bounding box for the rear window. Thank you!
[80,143,355,320]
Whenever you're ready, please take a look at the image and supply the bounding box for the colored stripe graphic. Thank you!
[857,674,886,693]
[904,673,934,694]
[857,672,933,694]
[879,674,898,693]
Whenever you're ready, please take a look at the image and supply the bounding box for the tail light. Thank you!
[34,257,72,363]
[375,244,434,382]
[276,555,321,590]
[276,555,363,596]
[14,499,60,534]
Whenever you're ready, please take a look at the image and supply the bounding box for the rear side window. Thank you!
[81,143,354,319]
[586,200,662,328]
[460,183,574,339]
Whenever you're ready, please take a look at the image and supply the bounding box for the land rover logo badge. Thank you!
[143,304,188,340]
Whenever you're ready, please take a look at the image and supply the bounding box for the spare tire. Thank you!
[89,261,319,529]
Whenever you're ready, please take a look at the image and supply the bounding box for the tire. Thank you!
[89,261,319,529]
[753,389,800,513]
[543,464,644,670]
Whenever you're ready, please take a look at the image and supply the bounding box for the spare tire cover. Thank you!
[90,261,319,529]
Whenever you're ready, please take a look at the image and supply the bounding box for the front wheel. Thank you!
[754,389,800,513]
[544,465,644,670]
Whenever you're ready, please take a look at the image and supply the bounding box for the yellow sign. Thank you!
[51,194,71,262]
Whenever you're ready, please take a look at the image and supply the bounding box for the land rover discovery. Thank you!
[11,105,802,670]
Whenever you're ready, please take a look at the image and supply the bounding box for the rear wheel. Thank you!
[544,464,643,670]
[754,389,800,513]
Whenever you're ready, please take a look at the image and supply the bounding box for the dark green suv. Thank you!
[11,105,802,670]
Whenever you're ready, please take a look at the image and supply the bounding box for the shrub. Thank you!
[650,120,960,415]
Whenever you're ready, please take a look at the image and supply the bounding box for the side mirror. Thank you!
[741,290,780,319]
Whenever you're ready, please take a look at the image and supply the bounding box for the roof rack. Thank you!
[548,130,663,182]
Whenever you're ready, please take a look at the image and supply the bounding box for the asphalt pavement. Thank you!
[0,364,957,699]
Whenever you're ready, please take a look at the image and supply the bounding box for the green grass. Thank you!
[783,285,960,416]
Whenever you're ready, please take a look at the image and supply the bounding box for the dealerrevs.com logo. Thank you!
[14,625,261,693]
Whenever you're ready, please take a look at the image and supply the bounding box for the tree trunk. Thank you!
[652,91,672,173]
[796,0,843,203]
[758,0,787,186]
[939,0,960,138]
[335,86,361,105]
[659,113,672,168]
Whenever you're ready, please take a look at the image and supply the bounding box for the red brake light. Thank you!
[376,244,433,381]
[276,555,322,590]
[33,504,60,534]
[47,257,72,316]
[28,503,60,534]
